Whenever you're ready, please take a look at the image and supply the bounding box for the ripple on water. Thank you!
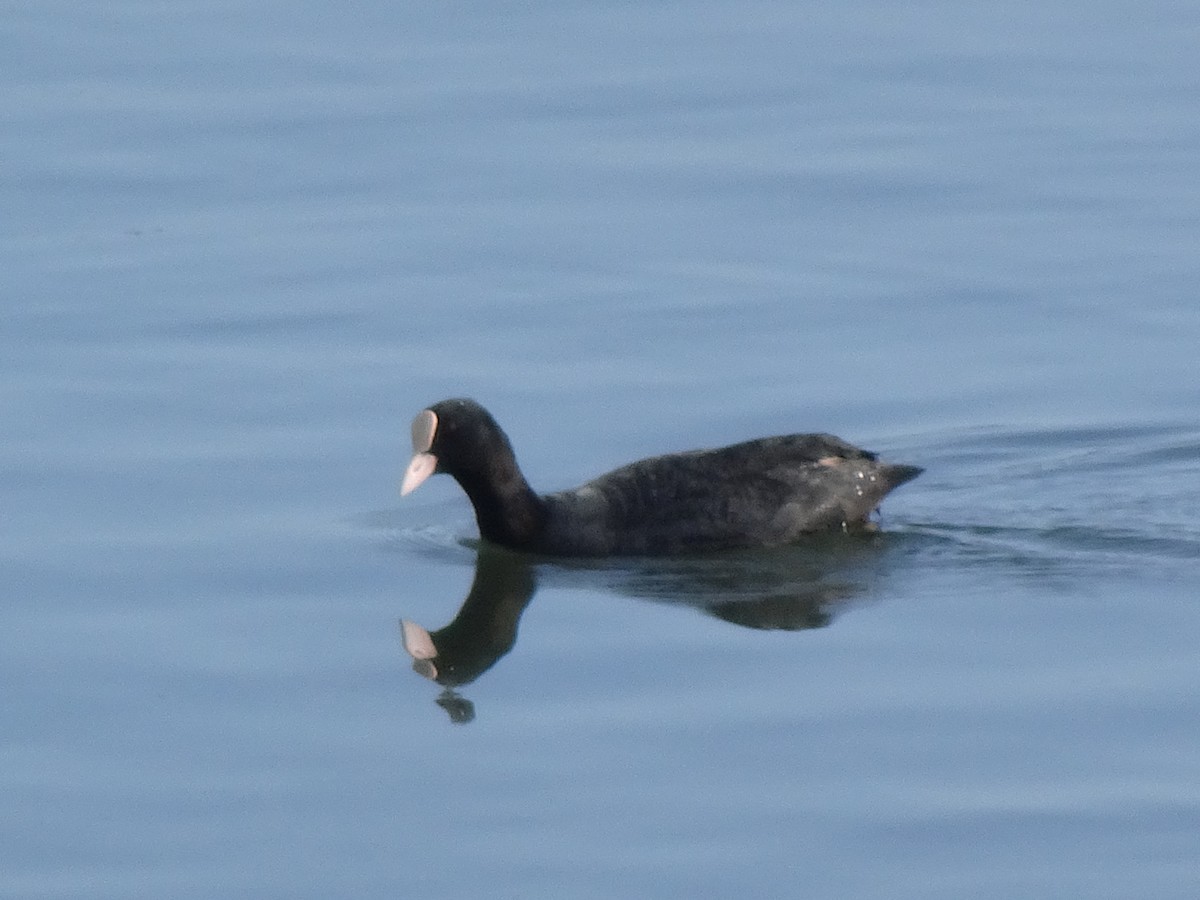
[892,419,1200,579]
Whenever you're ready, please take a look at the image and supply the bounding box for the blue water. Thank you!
[5,2,1199,898]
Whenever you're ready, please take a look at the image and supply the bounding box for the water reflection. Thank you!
[401,547,536,724]
[401,536,901,723]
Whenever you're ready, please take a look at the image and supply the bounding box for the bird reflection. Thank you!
[401,536,894,724]
[401,546,536,723]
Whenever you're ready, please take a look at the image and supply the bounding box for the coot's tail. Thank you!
[881,463,923,490]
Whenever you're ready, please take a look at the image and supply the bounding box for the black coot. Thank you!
[401,398,921,556]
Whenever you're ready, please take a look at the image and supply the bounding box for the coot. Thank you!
[400,398,921,556]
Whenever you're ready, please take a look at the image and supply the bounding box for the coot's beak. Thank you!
[400,408,439,496]
[400,451,437,495]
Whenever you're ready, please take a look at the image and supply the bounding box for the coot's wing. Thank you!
[760,433,878,463]
[547,434,878,554]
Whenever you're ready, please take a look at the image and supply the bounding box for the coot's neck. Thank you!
[452,458,545,550]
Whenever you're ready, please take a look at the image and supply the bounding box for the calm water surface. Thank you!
[4,2,1199,898]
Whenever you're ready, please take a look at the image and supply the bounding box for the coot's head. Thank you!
[400,398,513,496]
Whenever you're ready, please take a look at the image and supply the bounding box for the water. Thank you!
[4,1,1199,897]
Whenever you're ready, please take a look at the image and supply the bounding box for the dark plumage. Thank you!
[400,398,921,557]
